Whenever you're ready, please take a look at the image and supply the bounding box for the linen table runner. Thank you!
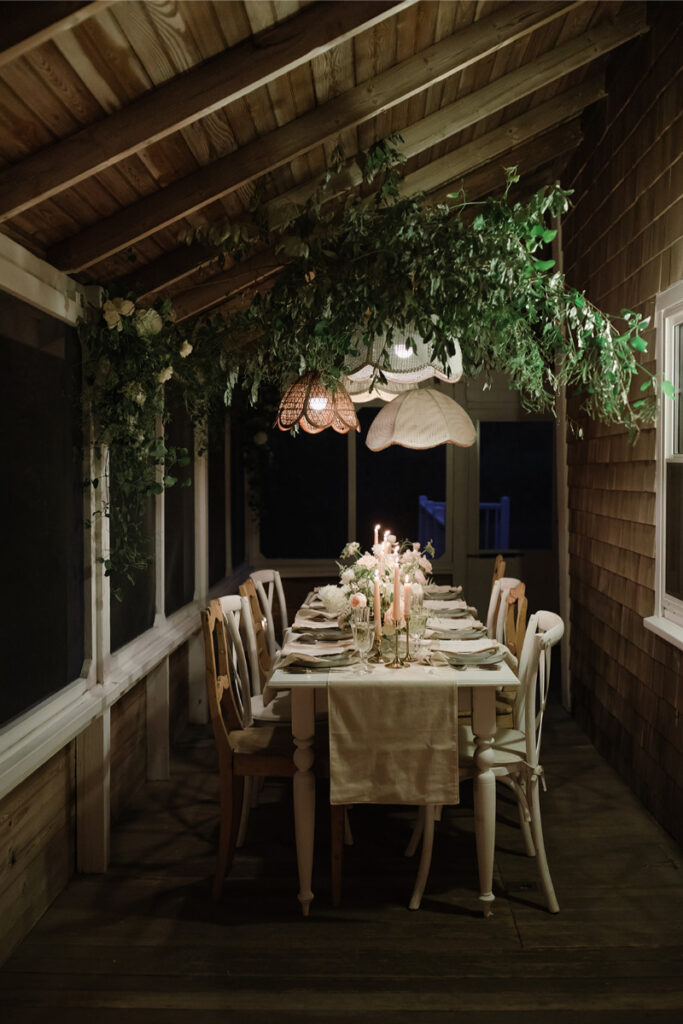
[328,673,459,806]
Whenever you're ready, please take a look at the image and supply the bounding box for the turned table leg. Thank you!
[472,686,497,917]
[291,687,316,916]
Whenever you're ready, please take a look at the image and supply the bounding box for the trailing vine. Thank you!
[79,136,664,583]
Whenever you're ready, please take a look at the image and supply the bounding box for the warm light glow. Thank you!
[393,343,412,359]
[309,395,328,411]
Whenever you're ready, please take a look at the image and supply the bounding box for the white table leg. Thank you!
[291,687,316,917]
[472,686,497,917]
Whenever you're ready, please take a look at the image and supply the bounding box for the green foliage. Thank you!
[81,136,663,584]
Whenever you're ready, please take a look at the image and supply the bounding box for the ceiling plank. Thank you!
[119,9,639,298]
[0,2,113,69]
[0,1,413,223]
[47,0,580,272]
[399,74,606,197]
[173,250,284,321]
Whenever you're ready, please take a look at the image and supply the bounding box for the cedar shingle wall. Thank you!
[563,1,683,845]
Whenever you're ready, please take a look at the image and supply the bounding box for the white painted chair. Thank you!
[250,569,289,657]
[485,576,522,642]
[219,595,291,726]
[409,610,564,914]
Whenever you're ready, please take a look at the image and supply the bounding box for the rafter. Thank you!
[121,7,642,300]
[47,0,579,272]
[171,77,603,322]
[0,1,412,222]
[171,250,284,322]
[0,1,113,69]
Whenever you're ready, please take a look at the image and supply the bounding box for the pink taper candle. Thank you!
[374,523,380,547]
[374,572,381,639]
[403,582,411,617]
[393,562,402,623]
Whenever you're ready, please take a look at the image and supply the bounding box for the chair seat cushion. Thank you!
[251,692,292,722]
[229,724,295,757]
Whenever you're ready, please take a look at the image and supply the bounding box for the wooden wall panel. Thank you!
[563,1,683,846]
[0,744,75,965]
[110,683,147,823]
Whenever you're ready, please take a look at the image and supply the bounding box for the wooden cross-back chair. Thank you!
[202,599,342,902]
[239,579,273,692]
[485,576,522,642]
[492,554,506,586]
[504,582,528,660]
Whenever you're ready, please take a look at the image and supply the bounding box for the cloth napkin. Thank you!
[295,608,339,623]
[424,584,463,596]
[328,675,459,806]
[291,627,351,640]
[275,650,360,671]
[282,639,355,656]
[427,615,481,632]
[424,598,468,611]
[437,638,497,655]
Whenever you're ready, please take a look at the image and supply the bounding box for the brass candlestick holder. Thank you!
[386,621,405,669]
[403,615,415,662]
[369,626,385,663]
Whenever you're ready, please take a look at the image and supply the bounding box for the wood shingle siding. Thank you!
[564,2,682,846]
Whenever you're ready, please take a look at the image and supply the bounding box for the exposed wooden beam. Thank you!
[399,74,606,197]
[0,1,412,222]
[172,251,284,322]
[425,120,584,205]
[0,2,112,69]
[48,1,579,272]
[122,6,635,299]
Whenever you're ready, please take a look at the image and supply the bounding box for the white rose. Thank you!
[157,366,174,384]
[179,340,193,358]
[134,308,164,337]
[341,568,354,584]
[102,301,122,330]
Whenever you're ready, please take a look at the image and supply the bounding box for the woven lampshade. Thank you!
[366,387,476,451]
[276,371,360,434]
[345,326,463,393]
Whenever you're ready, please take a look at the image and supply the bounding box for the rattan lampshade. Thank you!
[276,371,360,434]
[345,326,463,404]
[365,387,476,451]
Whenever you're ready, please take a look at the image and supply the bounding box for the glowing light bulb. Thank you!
[393,343,411,359]
[309,395,328,411]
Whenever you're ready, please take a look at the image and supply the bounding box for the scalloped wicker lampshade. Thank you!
[276,371,360,434]
[365,387,476,451]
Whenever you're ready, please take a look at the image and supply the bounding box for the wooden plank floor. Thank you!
[2,702,683,1022]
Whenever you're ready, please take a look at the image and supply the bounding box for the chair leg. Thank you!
[408,805,436,910]
[235,776,252,849]
[343,807,354,846]
[516,779,536,857]
[528,780,559,913]
[405,805,425,857]
[330,805,345,907]
[214,772,243,900]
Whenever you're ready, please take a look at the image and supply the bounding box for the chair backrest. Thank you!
[486,576,522,640]
[514,610,564,767]
[250,569,289,656]
[492,553,506,586]
[239,579,273,692]
[218,595,257,727]
[503,582,527,660]
[201,600,249,746]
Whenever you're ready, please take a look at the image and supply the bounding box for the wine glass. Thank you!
[351,607,373,673]
[410,612,429,662]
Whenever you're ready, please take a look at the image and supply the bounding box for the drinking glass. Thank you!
[410,612,429,661]
[351,608,373,673]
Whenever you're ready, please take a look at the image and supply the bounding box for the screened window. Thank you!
[662,318,683,615]
[0,292,84,725]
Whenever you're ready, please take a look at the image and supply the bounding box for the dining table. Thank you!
[264,591,519,918]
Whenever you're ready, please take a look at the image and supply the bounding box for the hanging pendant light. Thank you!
[366,387,476,451]
[276,371,360,434]
[343,324,463,404]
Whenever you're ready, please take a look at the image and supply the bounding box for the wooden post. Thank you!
[553,211,572,710]
[189,425,209,724]
[76,710,110,872]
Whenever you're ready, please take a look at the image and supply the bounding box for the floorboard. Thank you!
[1,702,682,1021]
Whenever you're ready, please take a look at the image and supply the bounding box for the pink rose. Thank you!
[349,593,367,610]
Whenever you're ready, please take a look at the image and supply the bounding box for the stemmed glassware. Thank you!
[410,611,429,662]
[351,607,373,673]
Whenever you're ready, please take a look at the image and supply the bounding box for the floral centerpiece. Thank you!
[318,538,434,623]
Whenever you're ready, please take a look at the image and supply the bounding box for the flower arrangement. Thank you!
[319,538,434,621]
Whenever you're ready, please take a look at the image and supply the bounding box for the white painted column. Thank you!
[189,425,209,724]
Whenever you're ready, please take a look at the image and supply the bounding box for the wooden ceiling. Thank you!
[0,0,648,321]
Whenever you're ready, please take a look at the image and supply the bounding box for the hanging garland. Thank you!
[78,137,665,583]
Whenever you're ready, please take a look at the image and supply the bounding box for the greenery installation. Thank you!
[79,138,662,582]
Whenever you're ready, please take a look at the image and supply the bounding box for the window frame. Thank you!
[645,280,683,649]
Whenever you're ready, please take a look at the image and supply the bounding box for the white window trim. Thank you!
[644,279,683,651]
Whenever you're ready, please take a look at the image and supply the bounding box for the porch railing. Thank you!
[479,495,511,550]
